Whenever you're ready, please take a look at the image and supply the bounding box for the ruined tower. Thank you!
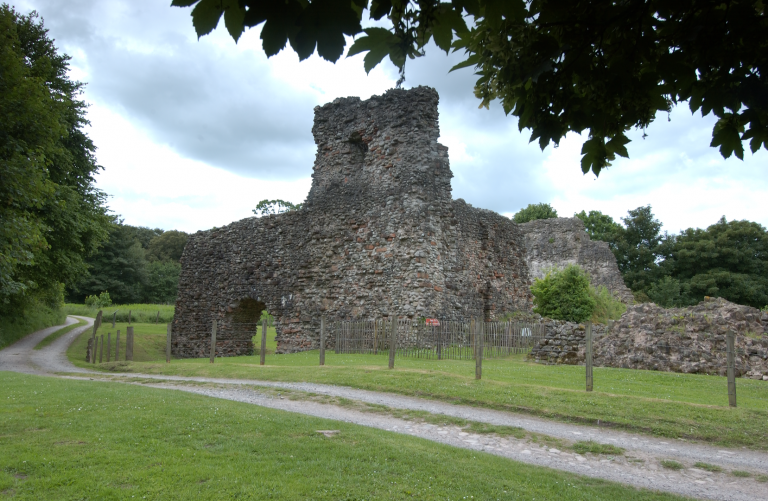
[172,87,629,357]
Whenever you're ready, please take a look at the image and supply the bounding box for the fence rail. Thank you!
[330,318,545,360]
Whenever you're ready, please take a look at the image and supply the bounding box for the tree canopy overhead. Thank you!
[172,0,767,175]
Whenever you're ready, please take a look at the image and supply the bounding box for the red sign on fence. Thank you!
[425,318,440,326]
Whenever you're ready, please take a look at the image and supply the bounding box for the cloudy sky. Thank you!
[15,0,767,235]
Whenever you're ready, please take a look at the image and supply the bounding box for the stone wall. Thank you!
[172,87,533,357]
[529,298,768,380]
[519,217,634,303]
[528,321,610,364]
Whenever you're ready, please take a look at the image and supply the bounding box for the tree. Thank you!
[253,199,302,217]
[513,203,557,223]
[574,210,623,249]
[612,205,674,292]
[671,217,768,307]
[1,6,109,314]
[70,223,149,305]
[173,0,767,175]
[146,230,189,262]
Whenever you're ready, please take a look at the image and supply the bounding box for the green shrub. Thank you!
[531,265,596,322]
[84,291,112,308]
[590,286,627,324]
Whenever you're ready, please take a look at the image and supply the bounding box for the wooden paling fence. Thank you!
[331,318,544,360]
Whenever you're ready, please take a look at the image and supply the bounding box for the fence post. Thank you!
[126,326,134,361]
[475,319,483,380]
[156,311,160,324]
[99,334,104,363]
[112,311,116,328]
[727,331,737,408]
[210,320,217,363]
[586,321,593,392]
[320,316,326,366]
[388,317,396,369]
[260,318,267,366]
[106,332,111,363]
[115,330,120,361]
[166,323,172,363]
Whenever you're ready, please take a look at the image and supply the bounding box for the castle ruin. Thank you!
[171,87,629,357]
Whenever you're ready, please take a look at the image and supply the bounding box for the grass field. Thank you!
[65,320,768,450]
[62,303,175,324]
[0,371,689,501]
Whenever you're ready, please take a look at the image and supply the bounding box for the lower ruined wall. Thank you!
[529,298,768,380]
[528,321,610,364]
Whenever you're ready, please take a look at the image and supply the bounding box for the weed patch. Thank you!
[572,441,625,455]
[694,462,722,472]
[660,460,684,470]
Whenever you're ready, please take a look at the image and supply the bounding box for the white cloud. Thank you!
[16,0,768,235]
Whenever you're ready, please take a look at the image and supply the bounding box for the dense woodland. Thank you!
[67,224,188,305]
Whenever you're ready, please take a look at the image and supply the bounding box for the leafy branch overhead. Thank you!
[172,0,768,176]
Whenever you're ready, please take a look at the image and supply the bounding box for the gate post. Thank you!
[585,321,593,392]
[319,316,326,366]
[388,317,396,369]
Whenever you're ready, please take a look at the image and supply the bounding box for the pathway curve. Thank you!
[1,317,767,501]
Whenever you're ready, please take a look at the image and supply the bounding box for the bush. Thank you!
[0,300,65,350]
[531,265,596,322]
[84,291,112,308]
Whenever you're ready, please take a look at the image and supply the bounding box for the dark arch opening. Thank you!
[224,297,273,358]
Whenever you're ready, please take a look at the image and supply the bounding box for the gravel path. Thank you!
[2,316,767,501]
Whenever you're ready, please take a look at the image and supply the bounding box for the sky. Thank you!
[14,0,768,235]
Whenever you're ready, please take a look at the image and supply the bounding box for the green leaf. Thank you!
[710,118,744,160]
[606,134,630,159]
[223,1,246,42]
[449,53,481,72]
[364,45,390,73]
[261,18,290,56]
[190,0,224,38]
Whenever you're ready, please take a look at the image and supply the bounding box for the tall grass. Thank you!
[63,303,175,323]
[591,285,627,324]
[0,303,66,350]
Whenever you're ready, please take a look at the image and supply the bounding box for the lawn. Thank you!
[65,321,768,450]
[0,371,689,501]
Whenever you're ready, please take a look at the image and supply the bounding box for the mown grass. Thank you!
[33,319,86,350]
[62,303,175,323]
[0,372,689,501]
[572,441,625,456]
[66,329,768,450]
[0,305,65,351]
[693,462,722,473]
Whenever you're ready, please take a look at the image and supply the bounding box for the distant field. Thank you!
[0,372,687,501]
[63,303,175,324]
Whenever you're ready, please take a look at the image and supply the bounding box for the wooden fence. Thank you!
[330,318,544,360]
